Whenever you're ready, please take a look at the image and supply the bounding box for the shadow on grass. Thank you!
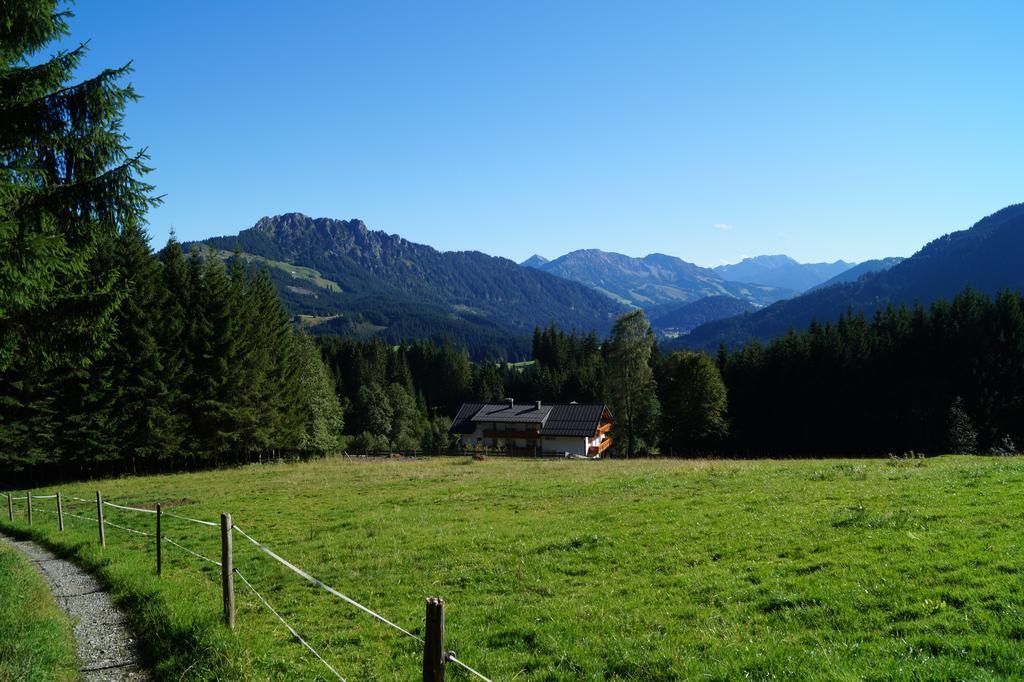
[0,522,248,681]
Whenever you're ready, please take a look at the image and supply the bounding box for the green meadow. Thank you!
[3,456,1023,680]
[0,541,78,681]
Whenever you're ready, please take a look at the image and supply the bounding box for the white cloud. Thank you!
[713,223,732,231]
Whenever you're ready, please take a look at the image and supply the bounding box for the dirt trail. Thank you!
[0,533,149,681]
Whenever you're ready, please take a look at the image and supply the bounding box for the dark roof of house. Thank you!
[449,402,610,437]
[471,403,552,423]
[450,402,486,434]
[539,403,608,437]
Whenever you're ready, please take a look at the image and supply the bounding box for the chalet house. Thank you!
[449,399,612,457]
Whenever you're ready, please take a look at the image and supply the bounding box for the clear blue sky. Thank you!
[62,1,1024,266]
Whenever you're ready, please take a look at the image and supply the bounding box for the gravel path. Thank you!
[0,533,150,681]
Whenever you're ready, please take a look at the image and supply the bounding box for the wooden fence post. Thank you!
[96,491,106,547]
[6,493,11,522]
[57,492,64,532]
[156,504,162,576]
[221,512,235,630]
[26,491,32,526]
[423,597,446,682]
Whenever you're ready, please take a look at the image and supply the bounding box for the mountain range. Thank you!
[677,203,1024,350]
[190,213,627,359]
[523,249,793,308]
[188,202,1023,360]
[712,255,855,293]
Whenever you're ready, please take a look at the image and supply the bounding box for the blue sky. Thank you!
[61,1,1024,266]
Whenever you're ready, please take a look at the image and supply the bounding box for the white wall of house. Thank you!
[540,436,587,456]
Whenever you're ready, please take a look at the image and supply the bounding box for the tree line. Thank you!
[323,312,729,458]
[1,234,347,485]
[370,287,1024,459]
[718,288,1024,456]
[314,337,469,454]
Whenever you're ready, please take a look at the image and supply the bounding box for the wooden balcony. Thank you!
[589,437,613,455]
[483,430,539,440]
[596,422,612,435]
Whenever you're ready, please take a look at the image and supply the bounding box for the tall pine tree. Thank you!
[604,310,660,456]
[0,1,158,372]
[0,1,157,477]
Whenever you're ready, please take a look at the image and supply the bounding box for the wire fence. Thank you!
[163,535,221,567]
[3,488,492,681]
[162,510,219,527]
[232,522,425,643]
[234,568,346,681]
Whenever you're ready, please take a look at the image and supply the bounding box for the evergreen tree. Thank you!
[153,236,192,464]
[387,382,424,451]
[0,1,156,478]
[105,223,174,472]
[472,361,505,402]
[354,382,392,442]
[0,1,158,373]
[293,333,345,453]
[252,268,307,450]
[948,396,978,455]
[604,310,660,456]
[659,351,729,455]
[181,251,249,461]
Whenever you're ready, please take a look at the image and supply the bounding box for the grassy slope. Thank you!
[0,541,79,681]
[210,248,343,292]
[3,456,1024,680]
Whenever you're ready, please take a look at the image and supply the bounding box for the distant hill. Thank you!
[808,257,904,291]
[533,249,793,308]
[713,255,855,292]
[520,254,549,268]
[190,213,627,359]
[678,203,1024,350]
[648,295,756,334]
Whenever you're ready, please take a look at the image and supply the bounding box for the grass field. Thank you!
[3,456,1024,680]
[0,540,78,681]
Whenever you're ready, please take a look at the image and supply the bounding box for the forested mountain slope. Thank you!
[808,257,905,291]
[191,213,627,358]
[648,295,756,334]
[679,203,1024,350]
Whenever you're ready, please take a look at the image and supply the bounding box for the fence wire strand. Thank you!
[164,536,221,567]
[234,568,347,681]
[232,523,423,643]
[104,519,154,538]
[163,510,218,527]
[64,511,96,524]
[447,653,493,682]
[30,494,58,499]
[104,500,157,514]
